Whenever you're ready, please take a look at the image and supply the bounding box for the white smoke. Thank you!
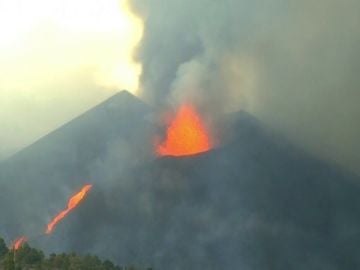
[130,0,360,174]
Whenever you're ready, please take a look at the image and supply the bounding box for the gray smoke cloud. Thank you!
[129,0,360,174]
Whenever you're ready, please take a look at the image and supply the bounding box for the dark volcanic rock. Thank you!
[50,112,360,270]
[0,91,154,239]
[1,97,360,269]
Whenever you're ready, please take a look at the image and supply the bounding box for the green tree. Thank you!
[17,243,44,263]
[3,251,15,270]
[0,235,146,270]
[103,259,115,270]
[0,237,8,258]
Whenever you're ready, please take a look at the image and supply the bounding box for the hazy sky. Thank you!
[0,0,143,159]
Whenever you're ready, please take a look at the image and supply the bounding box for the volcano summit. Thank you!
[1,91,360,269]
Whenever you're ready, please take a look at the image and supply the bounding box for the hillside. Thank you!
[0,91,154,240]
[1,94,360,269]
[37,112,360,269]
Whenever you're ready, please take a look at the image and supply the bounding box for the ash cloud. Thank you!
[130,0,360,174]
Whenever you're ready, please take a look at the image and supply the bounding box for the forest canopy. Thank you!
[0,237,152,270]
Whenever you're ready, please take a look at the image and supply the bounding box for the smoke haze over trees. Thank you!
[0,236,147,270]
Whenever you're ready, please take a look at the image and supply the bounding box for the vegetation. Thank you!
[0,237,152,270]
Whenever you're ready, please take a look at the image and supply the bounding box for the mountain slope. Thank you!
[44,112,360,270]
[2,98,360,269]
[0,91,154,239]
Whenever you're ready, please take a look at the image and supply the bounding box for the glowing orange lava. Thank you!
[157,104,212,156]
[46,184,93,235]
[12,236,27,250]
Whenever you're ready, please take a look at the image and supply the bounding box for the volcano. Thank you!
[0,91,154,239]
[68,112,360,269]
[1,92,360,269]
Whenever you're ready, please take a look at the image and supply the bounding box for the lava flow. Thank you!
[157,104,212,157]
[12,236,27,250]
[46,184,93,235]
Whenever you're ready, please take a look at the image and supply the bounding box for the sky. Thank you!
[0,0,142,159]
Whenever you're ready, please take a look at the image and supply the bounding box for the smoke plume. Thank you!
[130,0,360,174]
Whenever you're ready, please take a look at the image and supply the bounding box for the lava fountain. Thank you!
[46,184,93,235]
[157,104,212,157]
